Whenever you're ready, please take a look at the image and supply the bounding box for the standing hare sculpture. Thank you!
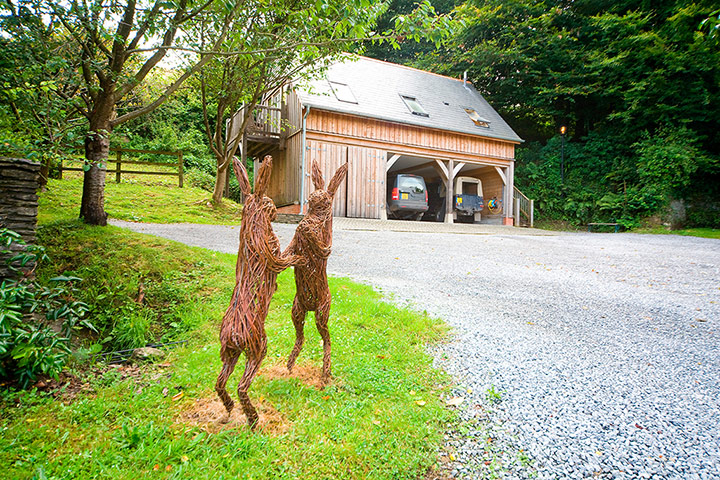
[284,160,349,385]
[215,155,301,429]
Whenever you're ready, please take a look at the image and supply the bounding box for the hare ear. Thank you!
[326,162,349,198]
[232,157,251,196]
[311,161,325,191]
[254,155,273,196]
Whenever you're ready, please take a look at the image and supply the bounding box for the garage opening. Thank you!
[385,153,507,224]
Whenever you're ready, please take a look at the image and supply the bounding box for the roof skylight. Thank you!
[328,81,357,103]
[464,108,490,127]
[400,95,429,117]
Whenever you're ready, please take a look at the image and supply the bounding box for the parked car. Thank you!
[386,173,428,220]
[454,176,484,223]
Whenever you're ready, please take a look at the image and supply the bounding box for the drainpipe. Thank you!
[300,106,311,214]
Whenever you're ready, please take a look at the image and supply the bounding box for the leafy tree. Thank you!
[195,0,454,204]
[0,1,85,185]
[412,0,720,226]
[363,0,461,64]
[1,0,237,225]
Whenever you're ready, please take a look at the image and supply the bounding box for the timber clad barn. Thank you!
[231,55,525,225]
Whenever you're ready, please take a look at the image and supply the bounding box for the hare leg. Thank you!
[237,336,267,430]
[215,347,240,419]
[315,301,332,385]
[287,298,307,372]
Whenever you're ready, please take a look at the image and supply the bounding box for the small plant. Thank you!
[486,384,502,404]
[113,421,163,450]
[0,229,91,388]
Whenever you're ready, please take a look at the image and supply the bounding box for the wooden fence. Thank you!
[59,148,184,187]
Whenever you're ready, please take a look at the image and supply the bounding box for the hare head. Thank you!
[234,155,277,223]
[307,161,349,219]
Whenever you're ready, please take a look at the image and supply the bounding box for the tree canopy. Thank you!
[370,0,720,227]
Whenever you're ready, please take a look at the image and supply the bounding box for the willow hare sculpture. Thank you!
[284,161,349,385]
[215,156,301,429]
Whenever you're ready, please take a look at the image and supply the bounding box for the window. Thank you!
[398,175,426,193]
[328,81,357,103]
[464,108,490,128]
[400,95,429,117]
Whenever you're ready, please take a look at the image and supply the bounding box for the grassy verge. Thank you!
[39,175,242,225]
[534,219,720,239]
[0,221,452,479]
[631,226,720,239]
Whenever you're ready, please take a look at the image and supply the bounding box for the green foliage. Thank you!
[0,213,453,480]
[38,177,242,225]
[184,168,215,192]
[0,229,89,388]
[635,127,705,194]
[405,0,720,227]
[34,221,231,352]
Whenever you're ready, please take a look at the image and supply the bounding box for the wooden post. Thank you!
[178,151,184,187]
[115,150,122,183]
[529,199,534,228]
[515,198,521,226]
[445,159,454,224]
[58,158,63,179]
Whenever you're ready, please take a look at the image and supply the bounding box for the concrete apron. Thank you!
[331,217,557,236]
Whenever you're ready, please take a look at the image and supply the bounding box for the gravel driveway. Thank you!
[111,219,720,480]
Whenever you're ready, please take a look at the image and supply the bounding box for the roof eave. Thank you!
[300,102,524,145]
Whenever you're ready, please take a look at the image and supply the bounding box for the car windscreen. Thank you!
[398,176,425,193]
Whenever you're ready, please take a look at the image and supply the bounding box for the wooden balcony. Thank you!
[238,104,284,158]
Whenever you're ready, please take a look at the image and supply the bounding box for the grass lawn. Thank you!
[39,171,242,225]
[2,212,452,477]
[534,219,720,239]
[631,226,720,239]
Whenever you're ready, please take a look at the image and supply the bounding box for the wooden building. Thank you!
[230,55,528,225]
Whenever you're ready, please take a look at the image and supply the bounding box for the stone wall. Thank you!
[0,157,40,280]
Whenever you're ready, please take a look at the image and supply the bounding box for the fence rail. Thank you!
[513,186,534,228]
[59,148,184,187]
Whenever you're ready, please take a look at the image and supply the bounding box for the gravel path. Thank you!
[111,219,720,479]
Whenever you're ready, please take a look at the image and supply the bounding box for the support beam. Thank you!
[504,164,515,225]
[494,166,507,185]
[452,162,465,178]
[386,154,401,172]
[445,159,454,224]
[434,159,448,181]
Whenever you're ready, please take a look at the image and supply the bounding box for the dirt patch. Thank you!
[179,397,290,435]
[31,371,89,402]
[261,362,332,390]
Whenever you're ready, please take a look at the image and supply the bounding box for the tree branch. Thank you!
[126,0,162,52]
[109,0,137,74]
[124,34,395,57]
[116,0,188,98]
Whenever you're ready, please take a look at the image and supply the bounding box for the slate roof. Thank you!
[295,55,523,144]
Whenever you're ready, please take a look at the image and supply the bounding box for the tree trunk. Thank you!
[212,157,229,204]
[80,131,110,225]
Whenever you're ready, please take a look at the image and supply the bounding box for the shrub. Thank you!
[184,168,215,192]
[0,229,91,388]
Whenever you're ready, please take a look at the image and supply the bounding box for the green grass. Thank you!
[0,221,452,479]
[39,173,242,225]
[631,226,720,239]
[534,219,720,239]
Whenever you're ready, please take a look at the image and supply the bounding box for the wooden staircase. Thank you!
[513,187,534,227]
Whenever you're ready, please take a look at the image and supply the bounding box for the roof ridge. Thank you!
[351,54,472,86]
